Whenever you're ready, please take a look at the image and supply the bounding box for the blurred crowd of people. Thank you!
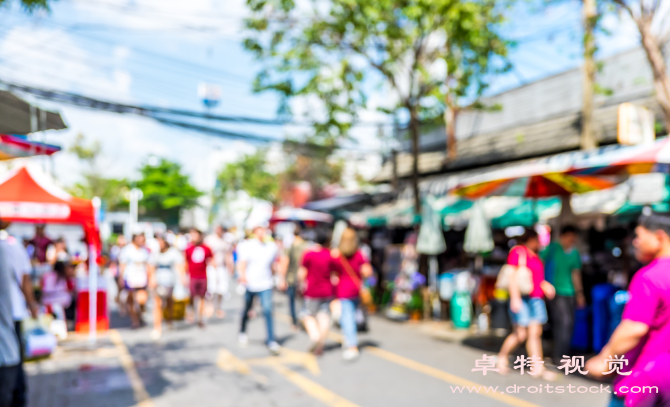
[107,222,372,360]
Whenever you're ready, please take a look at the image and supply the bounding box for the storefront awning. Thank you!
[451,138,670,198]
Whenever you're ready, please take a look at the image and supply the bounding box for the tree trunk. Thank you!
[409,107,422,214]
[581,0,597,150]
[445,105,458,160]
[636,18,670,132]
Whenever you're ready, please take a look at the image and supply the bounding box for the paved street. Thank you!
[25,294,609,407]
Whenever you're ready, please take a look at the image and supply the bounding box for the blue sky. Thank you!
[0,0,643,191]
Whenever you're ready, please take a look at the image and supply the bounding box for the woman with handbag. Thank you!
[496,228,556,380]
[331,227,373,361]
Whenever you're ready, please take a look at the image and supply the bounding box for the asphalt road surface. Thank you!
[26,292,610,407]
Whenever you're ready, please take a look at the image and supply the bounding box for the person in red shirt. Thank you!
[184,228,213,328]
[298,231,333,355]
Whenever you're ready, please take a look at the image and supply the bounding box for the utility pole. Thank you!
[581,0,598,151]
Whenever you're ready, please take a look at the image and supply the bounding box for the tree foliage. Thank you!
[0,0,51,12]
[216,150,279,203]
[135,158,202,225]
[244,0,511,209]
[67,133,129,211]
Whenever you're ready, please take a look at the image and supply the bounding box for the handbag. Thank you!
[339,255,373,306]
[495,246,534,295]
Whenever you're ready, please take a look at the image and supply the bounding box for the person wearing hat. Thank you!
[237,224,281,355]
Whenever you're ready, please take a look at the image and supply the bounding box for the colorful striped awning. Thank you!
[0,134,61,161]
[451,137,670,198]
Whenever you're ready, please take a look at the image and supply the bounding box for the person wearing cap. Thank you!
[237,224,281,355]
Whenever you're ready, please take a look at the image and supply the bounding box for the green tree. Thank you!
[244,0,511,212]
[135,158,202,225]
[0,0,51,12]
[67,133,129,211]
[216,150,279,203]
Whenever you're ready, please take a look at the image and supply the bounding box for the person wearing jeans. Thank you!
[339,298,360,349]
[237,225,281,355]
[331,227,372,361]
[240,289,274,344]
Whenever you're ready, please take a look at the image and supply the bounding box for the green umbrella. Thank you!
[491,198,561,228]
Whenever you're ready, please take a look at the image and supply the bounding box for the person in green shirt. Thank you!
[542,225,585,365]
[278,226,310,330]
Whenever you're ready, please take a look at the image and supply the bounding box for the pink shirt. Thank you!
[622,353,670,407]
[507,246,544,299]
[301,248,334,298]
[614,258,670,394]
[331,251,367,299]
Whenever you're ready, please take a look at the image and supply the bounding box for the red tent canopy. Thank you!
[0,166,100,250]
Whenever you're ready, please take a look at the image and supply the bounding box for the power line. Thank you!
[0,79,396,128]
[0,79,385,153]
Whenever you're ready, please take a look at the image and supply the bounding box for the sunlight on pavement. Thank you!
[109,330,154,407]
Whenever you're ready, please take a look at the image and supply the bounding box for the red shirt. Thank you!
[331,251,367,299]
[301,248,334,298]
[185,244,213,279]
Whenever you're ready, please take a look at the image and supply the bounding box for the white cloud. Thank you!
[0,26,134,101]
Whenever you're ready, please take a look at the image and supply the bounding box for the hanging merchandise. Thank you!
[463,199,494,254]
[417,197,446,255]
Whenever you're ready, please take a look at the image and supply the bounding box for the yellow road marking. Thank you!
[366,347,540,407]
[269,362,361,407]
[216,345,359,407]
[109,330,154,407]
[277,313,540,407]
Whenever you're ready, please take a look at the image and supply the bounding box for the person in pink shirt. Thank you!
[298,232,333,355]
[587,213,670,407]
[622,352,670,407]
[496,228,556,380]
[331,227,372,361]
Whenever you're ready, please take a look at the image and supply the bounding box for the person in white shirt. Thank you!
[237,225,280,354]
[204,226,235,319]
[151,235,184,340]
[0,224,37,407]
[119,233,154,329]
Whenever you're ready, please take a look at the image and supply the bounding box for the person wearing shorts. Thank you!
[496,228,556,380]
[119,233,154,329]
[299,231,334,355]
[205,226,235,319]
[184,228,213,328]
[151,235,184,339]
[509,297,548,327]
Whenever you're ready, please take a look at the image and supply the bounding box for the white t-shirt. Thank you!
[119,244,153,288]
[154,247,184,288]
[1,235,32,321]
[204,233,234,269]
[237,238,278,292]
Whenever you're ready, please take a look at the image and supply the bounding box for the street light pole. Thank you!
[126,188,144,238]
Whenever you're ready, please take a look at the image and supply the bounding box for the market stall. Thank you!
[446,137,670,349]
[0,165,105,334]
